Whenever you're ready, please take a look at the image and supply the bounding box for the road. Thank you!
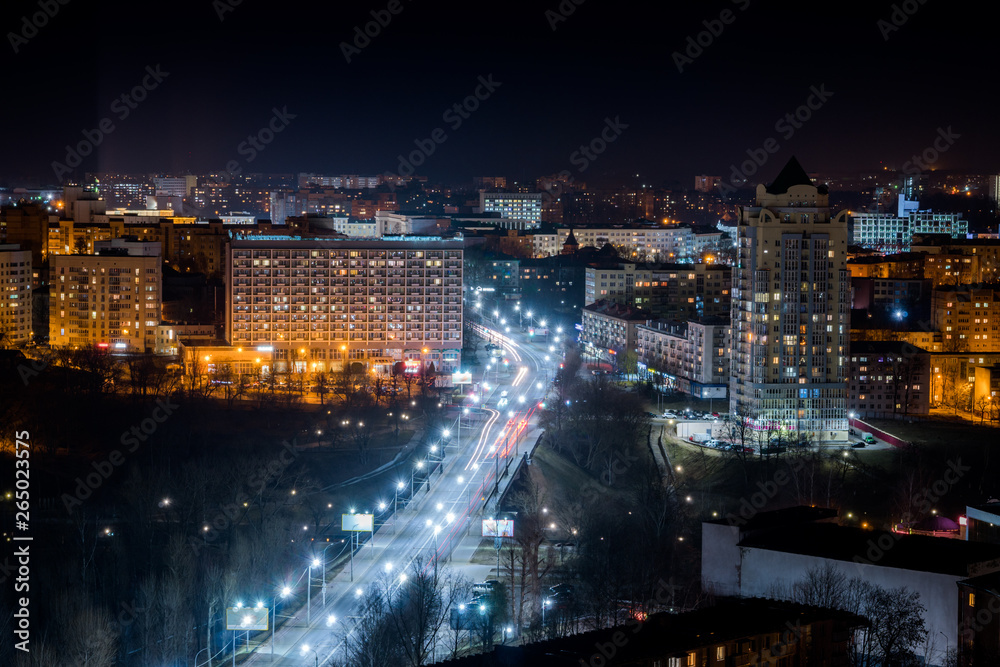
[240,319,557,665]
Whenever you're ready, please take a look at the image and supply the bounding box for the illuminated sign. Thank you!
[482,518,514,537]
[452,372,473,384]
[225,607,269,631]
[342,513,375,532]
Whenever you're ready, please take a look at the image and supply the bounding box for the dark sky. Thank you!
[2,0,995,187]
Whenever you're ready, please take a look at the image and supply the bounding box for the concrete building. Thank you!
[702,506,1000,667]
[931,285,1000,353]
[479,192,542,227]
[730,157,851,443]
[154,323,216,356]
[226,237,463,381]
[579,299,651,366]
[584,262,730,320]
[636,318,729,397]
[533,225,694,261]
[848,341,931,419]
[0,244,32,345]
[49,245,162,352]
[852,208,968,253]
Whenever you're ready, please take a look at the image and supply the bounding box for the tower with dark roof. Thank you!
[561,228,579,255]
[730,157,851,444]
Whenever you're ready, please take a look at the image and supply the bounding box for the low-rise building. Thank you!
[931,285,1000,353]
[580,299,650,365]
[636,318,729,397]
[585,262,730,320]
[848,341,931,418]
[703,506,1000,667]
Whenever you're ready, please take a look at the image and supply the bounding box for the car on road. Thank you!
[500,390,508,398]
[851,441,867,449]
[705,438,720,448]
[663,412,677,419]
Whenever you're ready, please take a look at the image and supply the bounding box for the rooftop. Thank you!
[430,597,864,666]
[739,521,1000,576]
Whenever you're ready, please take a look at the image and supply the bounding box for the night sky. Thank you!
[2,0,995,186]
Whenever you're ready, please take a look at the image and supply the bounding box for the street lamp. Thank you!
[272,585,291,658]
[307,557,320,625]
[394,481,405,532]
[412,461,425,497]
[542,597,551,626]
[301,643,319,667]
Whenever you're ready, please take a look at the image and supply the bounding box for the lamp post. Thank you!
[301,643,319,667]
[542,597,551,627]
[272,585,291,659]
[412,460,425,497]
[394,481,405,532]
[307,558,319,625]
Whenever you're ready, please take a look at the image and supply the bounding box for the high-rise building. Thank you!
[730,157,851,443]
[49,243,162,352]
[226,237,463,380]
[479,192,542,227]
[0,244,32,344]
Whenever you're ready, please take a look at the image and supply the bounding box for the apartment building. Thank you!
[852,209,968,253]
[49,245,162,352]
[0,244,32,344]
[479,192,542,227]
[585,262,731,320]
[533,225,694,260]
[848,341,931,418]
[636,318,729,397]
[226,237,463,379]
[579,299,650,363]
[931,285,1000,353]
[730,157,850,443]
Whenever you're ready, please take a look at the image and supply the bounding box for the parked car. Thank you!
[705,438,720,448]
[863,434,876,444]
[851,441,867,449]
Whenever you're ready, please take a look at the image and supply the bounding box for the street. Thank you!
[239,318,556,665]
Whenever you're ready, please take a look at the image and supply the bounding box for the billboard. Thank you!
[452,371,473,385]
[342,513,374,532]
[482,518,514,537]
[226,607,269,631]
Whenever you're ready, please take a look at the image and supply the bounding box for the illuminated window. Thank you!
[969,593,976,607]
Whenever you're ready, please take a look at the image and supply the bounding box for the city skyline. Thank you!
[1,1,996,185]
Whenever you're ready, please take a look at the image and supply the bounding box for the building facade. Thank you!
[852,209,968,253]
[848,341,931,418]
[584,262,731,320]
[49,247,162,352]
[479,192,542,227]
[579,299,650,364]
[0,244,32,345]
[533,225,694,260]
[636,318,729,397]
[730,158,850,443]
[226,237,463,379]
[931,285,1000,353]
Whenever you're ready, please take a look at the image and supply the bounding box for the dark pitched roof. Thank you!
[765,156,814,195]
[563,229,578,247]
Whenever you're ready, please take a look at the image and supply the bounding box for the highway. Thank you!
[240,318,558,665]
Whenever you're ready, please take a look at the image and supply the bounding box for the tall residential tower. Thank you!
[730,158,850,443]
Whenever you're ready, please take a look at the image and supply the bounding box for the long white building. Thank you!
[225,237,463,379]
[533,225,695,260]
